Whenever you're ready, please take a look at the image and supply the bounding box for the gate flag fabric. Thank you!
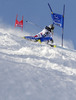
[15,15,23,30]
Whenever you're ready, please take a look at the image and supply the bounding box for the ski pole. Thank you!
[26,21,43,29]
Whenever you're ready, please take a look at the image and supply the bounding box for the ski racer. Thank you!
[34,24,54,44]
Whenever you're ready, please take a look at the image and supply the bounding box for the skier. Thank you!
[34,24,54,44]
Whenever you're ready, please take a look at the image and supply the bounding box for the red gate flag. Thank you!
[15,14,23,30]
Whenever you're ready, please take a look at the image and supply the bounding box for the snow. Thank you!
[0,27,76,100]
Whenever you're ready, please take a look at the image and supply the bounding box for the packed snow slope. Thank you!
[0,27,76,100]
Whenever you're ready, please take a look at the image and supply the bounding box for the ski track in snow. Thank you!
[0,28,76,76]
[0,27,76,100]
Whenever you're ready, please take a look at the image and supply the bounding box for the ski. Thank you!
[49,44,76,52]
[49,44,57,48]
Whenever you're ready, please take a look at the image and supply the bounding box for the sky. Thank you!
[0,0,76,49]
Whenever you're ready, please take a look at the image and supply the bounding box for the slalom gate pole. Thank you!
[62,4,65,47]
[62,28,64,47]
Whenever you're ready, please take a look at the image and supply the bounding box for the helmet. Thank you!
[49,24,54,30]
